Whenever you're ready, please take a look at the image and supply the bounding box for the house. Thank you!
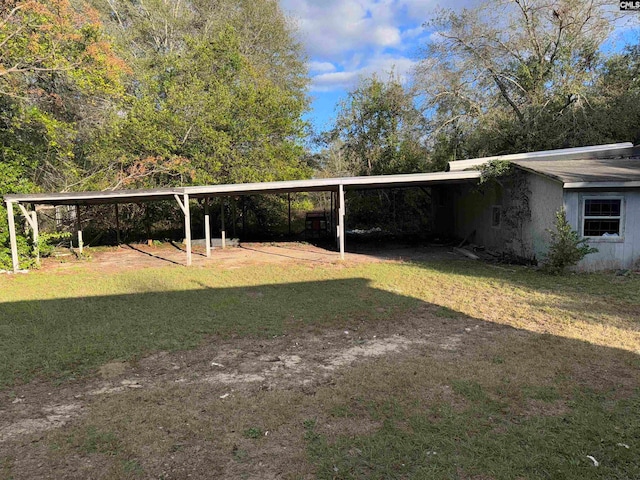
[434,143,640,271]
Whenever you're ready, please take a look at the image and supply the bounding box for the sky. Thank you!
[279,0,639,136]
[279,0,444,134]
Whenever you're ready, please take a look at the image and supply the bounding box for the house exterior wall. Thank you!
[526,174,564,260]
[439,172,640,270]
[443,172,563,262]
[564,189,640,271]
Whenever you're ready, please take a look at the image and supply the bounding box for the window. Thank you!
[491,206,502,228]
[582,198,622,237]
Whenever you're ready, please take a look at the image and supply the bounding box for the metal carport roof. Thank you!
[3,170,482,272]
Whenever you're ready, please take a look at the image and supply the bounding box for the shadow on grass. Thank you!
[125,244,184,266]
[0,278,419,389]
[2,271,640,479]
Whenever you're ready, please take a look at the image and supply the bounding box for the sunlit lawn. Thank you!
[1,256,639,479]
[1,257,638,389]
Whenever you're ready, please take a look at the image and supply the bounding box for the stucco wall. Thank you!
[445,172,563,262]
[564,190,640,271]
[441,172,639,270]
[526,174,564,260]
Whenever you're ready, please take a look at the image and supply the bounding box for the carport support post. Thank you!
[114,204,121,245]
[76,205,83,254]
[220,200,226,249]
[174,194,192,266]
[204,196,211,257]
[6,201,19,273]
[338,184,345,260]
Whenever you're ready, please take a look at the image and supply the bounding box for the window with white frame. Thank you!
[582,197,623,237]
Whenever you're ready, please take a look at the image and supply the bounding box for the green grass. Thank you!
[307,393,640,479]
[299,329,640,480]
[0,264,416,388]
[1,259,639,389]
[2,255,640,478]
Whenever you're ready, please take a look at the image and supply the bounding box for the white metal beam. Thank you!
[338,183,345,260]
[5,201,19,273]
[204,197,211,257]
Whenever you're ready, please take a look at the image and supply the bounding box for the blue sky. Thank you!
[279,0,442,134]
[279,0,639,135]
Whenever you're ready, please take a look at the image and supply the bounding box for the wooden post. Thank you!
[76,205,83,254]
[220,200,226,249]
[6,201,19,273]
[338,184,345,260]
[204,196,211,257]
[115,204,121,245]
[288,193,292,236]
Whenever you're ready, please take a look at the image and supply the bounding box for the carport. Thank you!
[3,170,481,272]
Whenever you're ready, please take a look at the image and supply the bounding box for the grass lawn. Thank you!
[1,254,639,479]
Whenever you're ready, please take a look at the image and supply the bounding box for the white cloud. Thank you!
[280,0,436,93]
[311,54,417,92]
[281,0,416,61]
[308,61,337,73]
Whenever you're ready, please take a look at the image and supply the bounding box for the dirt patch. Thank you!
[2,300,639,478]
[0,403,82,443]
[98,361,129,379]
[40,242,454,275]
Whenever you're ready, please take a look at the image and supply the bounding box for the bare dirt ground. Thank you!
[0,242,479,479]
[41,240,455,273]
[1,301,505,479]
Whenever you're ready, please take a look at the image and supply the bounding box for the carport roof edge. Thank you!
[3,170,481,206]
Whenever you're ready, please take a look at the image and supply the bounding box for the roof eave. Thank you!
[563,181,640,189]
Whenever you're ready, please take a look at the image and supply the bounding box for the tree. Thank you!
[415,0,619,158]
[1,0,131,269]
[84,0,311,190]
[544,209,597,274]
[0,0,129,192]
[327,73,430,177]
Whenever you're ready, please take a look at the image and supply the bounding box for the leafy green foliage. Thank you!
[86,0,311,190]
[417,0,638,159]
[478,159,513,185]
[544,210,598,274]
[325,73,430,177]
[39,231,71,258]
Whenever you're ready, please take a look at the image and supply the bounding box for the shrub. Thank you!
[544,209,598,274]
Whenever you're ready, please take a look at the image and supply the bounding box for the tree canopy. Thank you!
[322,73,430,177]
[413,0,638,160]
